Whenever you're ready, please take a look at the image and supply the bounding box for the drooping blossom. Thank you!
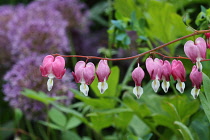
[160,60,171,93]
[146,58,162,92]
[96,60,111,94]
[7,3,69,60]
[132,64,145,98]
[204,32,210,48]
[171,60,186,93]
[3,54,76,120]
[189,65,202,99]
[184,37,206,71]
[40,55,66,91]
[72,61,95,96]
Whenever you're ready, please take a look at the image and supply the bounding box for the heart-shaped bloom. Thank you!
[205,32,210,49]
[190,65,202,99]
[161,60,171,93]
[146,58,162,92]
[132,64,145,98]
[171,60,186,93]
[40,55,66,91]
[96,60,111,94]
[72,61,95,96]
[184,37,206,71]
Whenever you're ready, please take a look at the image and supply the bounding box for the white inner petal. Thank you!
[191,86,200,99]
[196,60,202,72]
[47,78,54,91]
[98,80,108,94]
[176,80,185,94]
[80,83,89,96]
[152,79,160,93]
[161,80,170,93]
[133,86,143,99]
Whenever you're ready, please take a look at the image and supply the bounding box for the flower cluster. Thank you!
[41,36,208,99]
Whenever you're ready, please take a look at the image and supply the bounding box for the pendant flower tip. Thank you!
[72,61,95,96]
[171,60,186,93]
[40,55,66,91]
[132,64,145,99]
[96,60,111,94]
[184,37,206,71]
[190,65,202,99]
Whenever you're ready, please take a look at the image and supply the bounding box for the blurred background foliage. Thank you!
[0,0,210,140]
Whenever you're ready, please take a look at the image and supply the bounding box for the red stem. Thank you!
[53,29,210,61]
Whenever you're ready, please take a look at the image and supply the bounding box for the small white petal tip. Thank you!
[47,78,54,91]
[176,81,185,94]
[80,83,89,96]
[161,80,170,93]
[133,86,143,99]
[191,87,200,99]
[98,81,108,94]
[152,79,160,93]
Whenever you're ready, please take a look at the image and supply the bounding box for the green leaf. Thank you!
[48,108,67,128]
[200,73,210,123]
[90,114,113,131]
[174,121,194,140]
[39,121,62,130]
[21,89,67,105]
[52,102,89,126]
[90,66,120,97]
[66,117,82,130]
[14,108,22,126]
[61,131,81,140]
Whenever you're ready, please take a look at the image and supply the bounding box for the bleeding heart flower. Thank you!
[40,55,66,91]
[190,65,202,99]
[132,64,145,98]
[161,60,171,93]
[146,58,162,92]
[184,37,206,71]
[72,61,95,96]
[171,60,186,93]
[96,60,111,94]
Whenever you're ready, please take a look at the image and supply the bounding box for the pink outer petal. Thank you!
[190,65,202,89]
[171,60,186,82]
[184,40,199,62]
[83,62,95,85]
[146,58,162,80]
[40,55,54,77]
[72,61,86,83]
[52,56,66,79]
[161,60,171,81]
[132,65,145,86]
[96,60,111,82]
[195,37,206,59]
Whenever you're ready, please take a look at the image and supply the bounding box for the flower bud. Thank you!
[171,60,186,93]
[132,64,145,98]
[96,60,111,94]
[184,37,206,71]
[40,55,66,91]
[190,65,202,99]
[72,61,95,96]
